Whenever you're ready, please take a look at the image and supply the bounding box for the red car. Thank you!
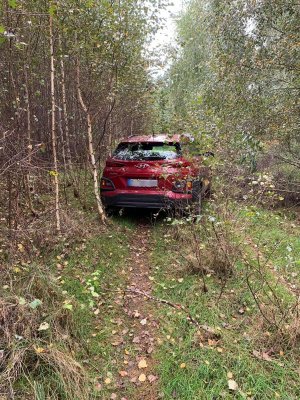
[100,134,211,213]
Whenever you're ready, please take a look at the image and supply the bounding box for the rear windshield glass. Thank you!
[113,142,181,161]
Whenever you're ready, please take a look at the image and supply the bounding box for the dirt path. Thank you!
[117,222,160,400]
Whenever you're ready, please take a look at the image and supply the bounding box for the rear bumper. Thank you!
[101,190,192,209]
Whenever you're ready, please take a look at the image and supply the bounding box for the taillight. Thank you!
[100,177,115,191]
[172,180,193,193]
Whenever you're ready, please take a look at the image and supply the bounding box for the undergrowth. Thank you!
[151,199,300,399]
[0,219,132,399]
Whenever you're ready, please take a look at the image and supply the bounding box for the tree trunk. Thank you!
[49,14,61,233]
[76,61,106,223]
[24,66,38,216]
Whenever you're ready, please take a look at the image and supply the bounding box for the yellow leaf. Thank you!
[138,374,146,382]
[138,359,148,369]
[34,346,45,354]
[227,371,233,379]
[180,363,186,369]
[104,378,111,384]
[18,243,24,252]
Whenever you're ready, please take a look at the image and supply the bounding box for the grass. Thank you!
[150,210,300,400]
[0,218,134,399]
[238,205,300,282]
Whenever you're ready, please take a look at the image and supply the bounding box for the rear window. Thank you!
[113,142,181,161]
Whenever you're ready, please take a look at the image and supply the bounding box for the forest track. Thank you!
[117,219,160,400]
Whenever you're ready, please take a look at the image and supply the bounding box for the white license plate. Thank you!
[127,179,158,187]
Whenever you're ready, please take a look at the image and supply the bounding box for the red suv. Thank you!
[100,134,211,213]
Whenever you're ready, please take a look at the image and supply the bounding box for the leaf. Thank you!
[34,346,45,354]
[38,322,50,331]
[180,363,186,369]
[138,359,148,369]
[94,382,102,391]
[29,299,42,309]
[140,318,147,325]
[138,373,146,382]
[228,379,238,391]
[104,378,111,384]
[227,371,233,379]
[147,374,158,383]
[119,370,128,377]
[63,303,73,311]
[252,350,274,362]
[17,243,24,252]
[18,297,26,305]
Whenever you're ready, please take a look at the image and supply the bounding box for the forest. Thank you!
[0,0,299,399]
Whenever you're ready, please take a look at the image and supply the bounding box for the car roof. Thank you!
[121,134,181,143]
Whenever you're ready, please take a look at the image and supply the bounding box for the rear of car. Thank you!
[100,135,207,211]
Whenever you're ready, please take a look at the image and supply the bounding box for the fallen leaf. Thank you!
[228,379,238,391]
[208,339,217,346]
[18,243,24,252]
[110,394,117,399]
[104,378,111,384]
[140,318,147,325]
[38,322,50,331]
[227,371,233,379]
[148,374,158,383]
[63,303,73,311]
[119,370,128,377]
[18,297,26,305]
[177,278,183,283]
[29,299,42,309]
[94,382,102,391]
[180,363,186,369]
[34,346,45,354]
[138,374,146,382]
[253,350,273,362]
[112,340,123,346]
[138,359,148,369]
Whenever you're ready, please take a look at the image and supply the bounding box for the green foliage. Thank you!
[158,0,300,172]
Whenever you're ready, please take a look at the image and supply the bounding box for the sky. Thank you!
[147,0,184,77]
